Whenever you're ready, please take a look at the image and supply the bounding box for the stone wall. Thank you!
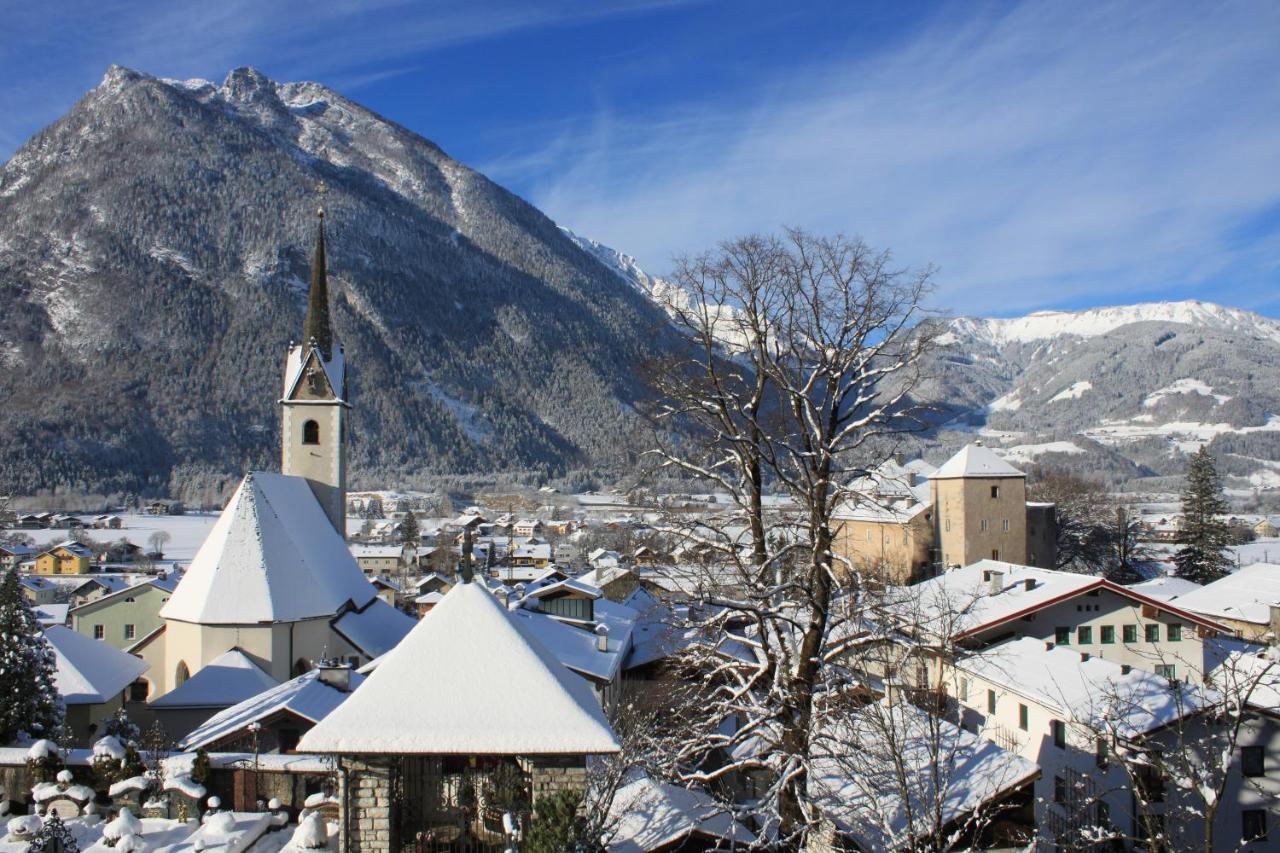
[338,756,394,853]
[525,755,588,804]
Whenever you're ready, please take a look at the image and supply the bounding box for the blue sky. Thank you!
[2,0,1278,317]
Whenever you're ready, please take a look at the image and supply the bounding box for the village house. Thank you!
[833,446,1057,585]
[69,576,177,651]
[513,518,543,538]
[32,541,93,575]
[68,575,134,607]
[91,514,124,530]
[349,543,405,576]
[45,625,149,745]
[0,542,34,571]
[1172,562,1280,642]
[298,582,620,851]
[893,560,1232,684]
[19,575,61,605]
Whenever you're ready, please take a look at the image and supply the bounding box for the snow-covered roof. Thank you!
[1206,638,1280,714]
[180,668,366,751]
[928,444,1025,479]
[897,560,1228,639]
[1171,562,1280,625]
[811,699,1038,849]
[959,637,1213,737]
[45,625,148,704]
[508,607,624,683]
[299,582,620,754]
[330,597,416,658]
[1126,575,1202,603]
[349,544,404,559]
[161,472,377,624]
[149,649,278,709]
[607,773,755,852]
[33,603,69,627]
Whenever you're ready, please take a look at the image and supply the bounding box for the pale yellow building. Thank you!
[833,446,1056,584]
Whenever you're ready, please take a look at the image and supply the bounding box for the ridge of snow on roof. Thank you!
[960,637,1212,737]
[180,668,366,750]
[929,444,1025,479]
[330,597,416,658]
[1171,562,1280,625]
[607,773,755,852]
[45,625,148,704]
[161,472,376,624]
[299,582,620,754]
[149,649,279,709]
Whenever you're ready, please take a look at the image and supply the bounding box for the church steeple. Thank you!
[303,211,333,361]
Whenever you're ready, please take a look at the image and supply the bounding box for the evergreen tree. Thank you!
[400,511,420,548]
[0,569,64,743]
[1174,447,1233,584]
[523,789,584,853]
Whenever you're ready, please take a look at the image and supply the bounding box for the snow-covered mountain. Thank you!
[566,231,1280,492]
[0,66,679,499]
[924,301,1280,490]
[945,301,1280,349]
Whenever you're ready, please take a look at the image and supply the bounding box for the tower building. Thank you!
[281,212,348,535]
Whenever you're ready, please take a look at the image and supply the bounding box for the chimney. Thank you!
[595,623,610,653]
[1024,578,1036,592]
[988,570,1005,594]
[1045,641,1054,651]
[1270,604,1280,645]
[1080,652,1091,662]
[317,662,351,693]
[1121,665,1132,675]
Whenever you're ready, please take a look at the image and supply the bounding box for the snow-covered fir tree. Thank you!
[1174,447,1232,584]
[0,569,64,743]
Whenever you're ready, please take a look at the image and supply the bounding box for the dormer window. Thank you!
[303,420,320,445]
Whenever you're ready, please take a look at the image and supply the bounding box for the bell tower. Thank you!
[281,207,348,536]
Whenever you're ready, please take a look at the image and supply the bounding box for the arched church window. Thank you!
[175,661,190,686]
[303,420,320,445]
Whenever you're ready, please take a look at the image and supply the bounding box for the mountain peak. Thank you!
[221,66,277,102]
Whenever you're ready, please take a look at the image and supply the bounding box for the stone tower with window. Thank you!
[281,211,348,535]
[929,443,1028,569]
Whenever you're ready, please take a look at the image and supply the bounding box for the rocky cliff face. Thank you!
[0,66,674,500]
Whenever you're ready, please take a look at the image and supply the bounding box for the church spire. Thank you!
[303,209,333,360]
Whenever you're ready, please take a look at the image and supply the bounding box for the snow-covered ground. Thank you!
[0,811,333,852]
[3,513,217,563]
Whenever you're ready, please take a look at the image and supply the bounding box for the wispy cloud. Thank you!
[504,2,1280,315]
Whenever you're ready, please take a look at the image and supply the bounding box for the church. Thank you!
[137,212,415,708]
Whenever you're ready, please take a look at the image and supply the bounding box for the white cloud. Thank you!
[504,2,1280,315]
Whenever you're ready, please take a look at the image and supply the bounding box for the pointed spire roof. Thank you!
[298,583,621,755]
[928,443,1025,479]
[160,472,375,625]
[303,212,333,360]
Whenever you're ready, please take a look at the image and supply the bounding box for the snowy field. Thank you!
[3,514,218,563]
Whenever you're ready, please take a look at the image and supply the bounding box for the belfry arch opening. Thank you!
[303,419,320,445]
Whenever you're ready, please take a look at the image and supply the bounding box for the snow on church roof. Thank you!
[299,582,620,755]
[161,472,376,625]
[149,649,278,709]
[928,444,1024,479]
[45,625,148,705]
[283,342,345,402]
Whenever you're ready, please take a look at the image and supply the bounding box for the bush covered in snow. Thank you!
[290,811,328,848]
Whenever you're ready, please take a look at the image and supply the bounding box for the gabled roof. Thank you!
[607,773,755,852]
[299,582,620,755]
[330,597,416,659]
[899,560,1231,639]
[180,668,366,751]
[68,578,175,616]
[959,637,1213,737]
[45,625,148,704]
[282,343,346,403]
[149,649,278,709]
[928,444,1024,479]
[1172,563,1280,626]
[161,472,376,625]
